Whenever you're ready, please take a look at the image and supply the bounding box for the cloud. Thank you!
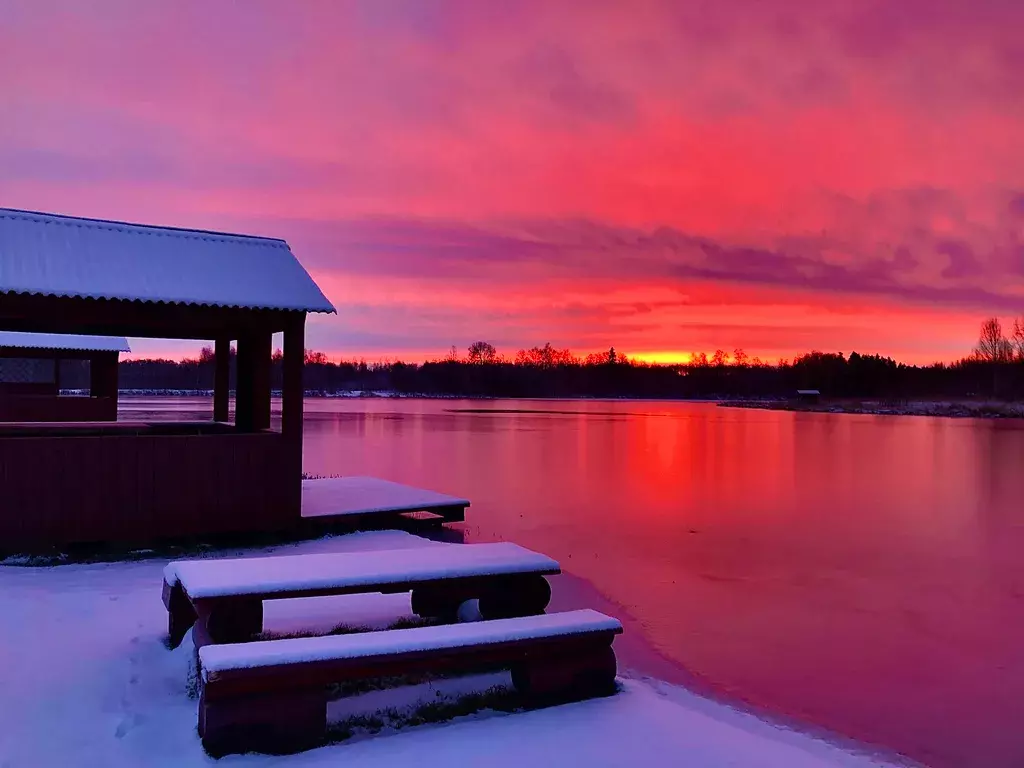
[1,0,1023,362]
[246,202,1024,311]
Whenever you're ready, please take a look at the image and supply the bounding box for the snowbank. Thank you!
[0,531,893,767]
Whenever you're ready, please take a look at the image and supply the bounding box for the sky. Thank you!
[1,0,1023,364]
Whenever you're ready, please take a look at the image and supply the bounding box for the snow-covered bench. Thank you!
[198,609,623,756]
[162,543,560,649]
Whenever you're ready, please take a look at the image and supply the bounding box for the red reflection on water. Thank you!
[123,397,1024,767]
[297,399,1024,767]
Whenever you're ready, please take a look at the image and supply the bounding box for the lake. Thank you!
[122,396,1024,767]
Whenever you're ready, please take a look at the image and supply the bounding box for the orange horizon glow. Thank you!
[121,343,965,369]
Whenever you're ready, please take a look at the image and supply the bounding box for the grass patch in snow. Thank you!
[326,685,522,743]
[325,679,625,745]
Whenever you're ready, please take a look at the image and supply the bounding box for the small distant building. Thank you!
[0,332,129,421]
[796,389,821,404]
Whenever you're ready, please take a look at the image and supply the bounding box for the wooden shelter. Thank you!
[0,207,334,551]
[0,332,129,421]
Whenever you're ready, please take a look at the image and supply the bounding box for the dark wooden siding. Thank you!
[0,431,298,551]
[0,395,117,422]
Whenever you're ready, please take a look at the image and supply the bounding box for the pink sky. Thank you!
[2,0,1022,363]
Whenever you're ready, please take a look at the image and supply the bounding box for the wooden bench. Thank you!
[162,543,560,650]
[198,609,623,756]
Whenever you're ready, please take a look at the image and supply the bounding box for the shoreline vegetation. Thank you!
[72,316,1024,413]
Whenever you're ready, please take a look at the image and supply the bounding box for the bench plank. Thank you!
[202,609,620,676]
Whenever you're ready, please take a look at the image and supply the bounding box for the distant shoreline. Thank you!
[721,399,1024,420]
[111,390,1024,419]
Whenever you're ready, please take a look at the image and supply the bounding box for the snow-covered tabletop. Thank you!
[165,542,560,599]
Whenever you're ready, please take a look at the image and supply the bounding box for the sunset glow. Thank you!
[3,0,1022,362]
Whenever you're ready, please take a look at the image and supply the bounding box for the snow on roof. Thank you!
[165,541,560,598]
[0,332,130,353]
[200,609,622,675]
[0,207,335,313]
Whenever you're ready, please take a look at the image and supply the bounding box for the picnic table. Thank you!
[163,542,560,649]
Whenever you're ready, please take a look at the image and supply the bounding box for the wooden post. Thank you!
[282,316,305,445]
[251,333,271,431]
[236,333,271,432]
[282,315,305,519]
[89,351,120,419]
[235,336,253,431]
[214,338,231,423]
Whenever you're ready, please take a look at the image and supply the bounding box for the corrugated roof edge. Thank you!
[0,289,335,314]
[0,207,337,314]
[0,332,131,353]
[0,207,288,245]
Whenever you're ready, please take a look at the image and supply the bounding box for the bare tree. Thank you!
[1012,316,1024,362]
[733,348,748,366]
[975,318,1012,363]
[711,349,729,367]
[467,341,497,364]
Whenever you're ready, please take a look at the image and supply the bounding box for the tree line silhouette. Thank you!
[117,316,1024,400]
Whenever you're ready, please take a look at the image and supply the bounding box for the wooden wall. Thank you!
[0,395,116,422]
[0,431,299,552]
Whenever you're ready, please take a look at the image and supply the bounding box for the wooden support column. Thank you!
[87,351,120,420]
[89,352,119,397]
[282,315,305,446]
[281,315,306,519]
[251,333,271,431]
[213,338,231,423]
[235,336,254,431]
[236,333,271,432]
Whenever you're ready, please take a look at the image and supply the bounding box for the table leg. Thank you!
[203,598,265,644]
[512,644,617,700]
[411,585,473,621]
[479,575,552,620]
[163,581,197,649]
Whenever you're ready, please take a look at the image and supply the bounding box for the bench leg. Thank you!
[199,688,326,756]
[479,575,552,620]
[193,599,264,673]
[205,599,264,643]
[411,586,473,621]
[512,645,617,701]
[164,582,197,649]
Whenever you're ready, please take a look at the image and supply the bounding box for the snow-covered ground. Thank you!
[0,531,896,767]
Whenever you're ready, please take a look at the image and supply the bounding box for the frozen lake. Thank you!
[123,396,1024,767]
